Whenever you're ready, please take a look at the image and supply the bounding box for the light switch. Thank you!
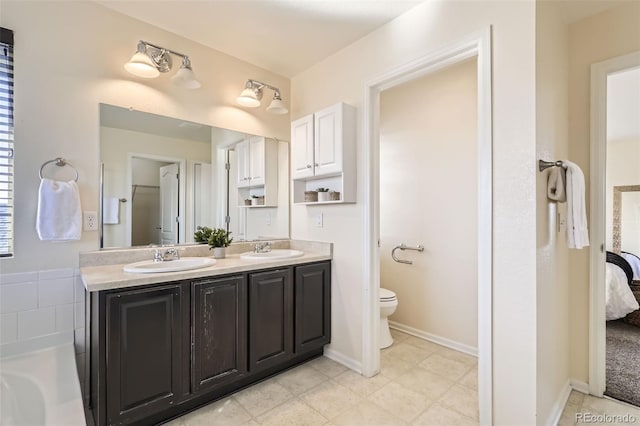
[315,213,323,228]
[265,213,271,226]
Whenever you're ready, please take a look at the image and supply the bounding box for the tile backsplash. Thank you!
[0,268,86,389]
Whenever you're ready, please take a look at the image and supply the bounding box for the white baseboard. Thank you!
[389,321,478,357]
[570,379,590,395]
[547,379,572,426]
[323,347,362,374]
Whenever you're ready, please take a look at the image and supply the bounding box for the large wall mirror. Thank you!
[99,104,289,248]
[613,185,640,257]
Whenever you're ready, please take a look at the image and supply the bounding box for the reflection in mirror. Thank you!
[613,185,640,256]
[99,104,289,248]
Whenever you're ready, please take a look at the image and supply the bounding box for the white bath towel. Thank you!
[103,197,119,225]
[36,178,82,241]
[546,167,567,202]
[565,160,589,249]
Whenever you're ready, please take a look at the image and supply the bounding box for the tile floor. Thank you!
[559,390,640,425]
[165,329,479,425]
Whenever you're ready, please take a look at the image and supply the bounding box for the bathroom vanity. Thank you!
[80,241,331,426]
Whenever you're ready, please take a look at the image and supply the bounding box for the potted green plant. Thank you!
[317,187,330,202]
[194,226,213,243]
[207,228,233,259]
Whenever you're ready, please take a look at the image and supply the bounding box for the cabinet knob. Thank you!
[315,163,319,167]
[306,164,312,169]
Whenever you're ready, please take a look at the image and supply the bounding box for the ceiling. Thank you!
[97,0,422,77]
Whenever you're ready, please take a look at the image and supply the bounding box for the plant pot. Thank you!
[211,247,226,259]
[304,191,318,202]
[251,198,258,206]
[317,192,330,202]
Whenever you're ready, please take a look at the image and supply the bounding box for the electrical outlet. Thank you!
[315,213,323,228]
[84,211,98,231]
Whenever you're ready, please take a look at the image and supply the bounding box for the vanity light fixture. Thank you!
[124,40,201,89]
[236,79,288,115]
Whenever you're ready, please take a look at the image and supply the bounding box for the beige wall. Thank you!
[379,59,478,350]
[0,1,290,273]
[535,1,570,423]
[291,1,537,423]
[568,2,640,383]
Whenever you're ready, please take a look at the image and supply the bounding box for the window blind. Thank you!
[0,28,14,257]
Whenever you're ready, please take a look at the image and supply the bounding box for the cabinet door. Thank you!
[106,284,183,425]
[291,114,314,179]
[249,269,293,372]
[236,140,250,188]
[314,104,343,177]
[192,276,247,393]
[248,136,266,186]
[295,262,331,354]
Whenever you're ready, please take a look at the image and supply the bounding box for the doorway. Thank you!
[376,57,479,422]
[126,153,186,247]
[362,29,493,424]
[589,51,640,403]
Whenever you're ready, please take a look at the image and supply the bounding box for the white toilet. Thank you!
[379,288,398,349]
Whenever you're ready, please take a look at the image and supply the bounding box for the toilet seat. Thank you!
[380,288,397,301]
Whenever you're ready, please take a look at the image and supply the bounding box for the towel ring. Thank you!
[39,157,78,182]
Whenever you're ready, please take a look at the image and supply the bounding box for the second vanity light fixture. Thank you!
[236,79,288,115]
[124,40,201,89]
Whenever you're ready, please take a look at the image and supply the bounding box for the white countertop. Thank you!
[81,251,331,292]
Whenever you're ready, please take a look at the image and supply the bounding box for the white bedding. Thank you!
[606,262,639,320]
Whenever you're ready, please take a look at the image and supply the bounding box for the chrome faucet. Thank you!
[153,247,180,262]
[254,241,272,253]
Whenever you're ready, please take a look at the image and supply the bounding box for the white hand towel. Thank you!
[564,160,589,249]
[547,167,567,202]
[103,197,119,225]
[36,178,82,241]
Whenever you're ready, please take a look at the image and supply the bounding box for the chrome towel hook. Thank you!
[391,243,424,265]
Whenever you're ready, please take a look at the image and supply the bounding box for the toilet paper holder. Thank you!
[391,243,424,265]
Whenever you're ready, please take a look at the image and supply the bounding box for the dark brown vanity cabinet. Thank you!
[248,268,293,372]
[90,261,331,426]
[102,283,187,426]
[192,275,247,392]
[295,262,331,354]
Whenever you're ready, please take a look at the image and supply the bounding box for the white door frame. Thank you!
[362,27,493,424]
[126,152,186,246]
[589,50,640,397]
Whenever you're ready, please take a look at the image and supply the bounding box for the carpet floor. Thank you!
[605,319,640,407]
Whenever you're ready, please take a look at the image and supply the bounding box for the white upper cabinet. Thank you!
[314,103,344,177]
[291,114,314,180]
[290,102,356,204]
[237,136,268,187]
[291,102,354,180]
[234,137,279,207]
[248,136,266,186]
[236,140,250,188]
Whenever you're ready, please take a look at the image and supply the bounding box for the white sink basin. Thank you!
[123,257,216,273]
[240,249,305,261]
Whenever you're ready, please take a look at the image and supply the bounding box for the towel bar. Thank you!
[39,157,78,182]
[539,159,565,172]
[391,243,424,265]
